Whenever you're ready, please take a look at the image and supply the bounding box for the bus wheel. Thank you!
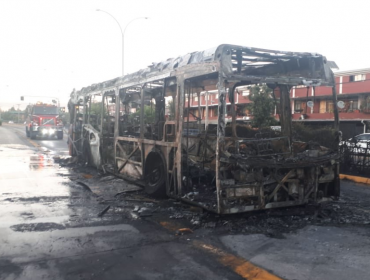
[144,152,166,197]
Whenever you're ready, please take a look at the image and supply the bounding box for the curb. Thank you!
[340,174,370,185]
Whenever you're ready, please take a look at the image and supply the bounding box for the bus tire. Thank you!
[144,152,166,197]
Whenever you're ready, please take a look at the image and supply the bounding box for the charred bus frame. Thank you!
[68,44,340,214]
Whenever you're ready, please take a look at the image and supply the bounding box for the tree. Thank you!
[60,111,70,125]
[0,107,18,122]
[167,100,176,120]
[130,105,155,123]
[90,102,102,115]
[247,84,278,128]
[24,105,32,119]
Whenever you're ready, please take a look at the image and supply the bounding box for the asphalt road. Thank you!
[1,123,370,280]
[0,123,69,156]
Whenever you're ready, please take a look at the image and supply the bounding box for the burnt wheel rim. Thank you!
[147,165,163,187]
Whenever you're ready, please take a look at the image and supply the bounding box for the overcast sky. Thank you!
[1,0,369,111]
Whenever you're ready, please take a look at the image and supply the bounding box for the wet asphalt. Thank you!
[0,125,240,280]
[1,123,370,280]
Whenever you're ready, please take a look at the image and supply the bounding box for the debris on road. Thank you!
[10,222,66,232]
[82,173,94,179]
[98,205,111,217]
[114,185,142,197]
[52,159,370,238]
[77,181,93,193]
[99,175,116,182]
[176,228,193,235]
[53,156,78,166]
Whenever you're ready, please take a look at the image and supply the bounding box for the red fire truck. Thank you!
[25,102,64,140]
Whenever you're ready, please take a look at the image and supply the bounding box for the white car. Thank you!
[341,133,370,153]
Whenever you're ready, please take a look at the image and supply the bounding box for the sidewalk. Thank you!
[340,174,370,185]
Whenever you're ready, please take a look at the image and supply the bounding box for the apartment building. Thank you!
[184,86,280,124]
[177,68,370,139]
[291,68,370,138]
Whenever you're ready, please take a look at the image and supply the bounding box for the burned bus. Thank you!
[68,44,340,214]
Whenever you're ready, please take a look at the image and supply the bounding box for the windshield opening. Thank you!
[33,106,58,115]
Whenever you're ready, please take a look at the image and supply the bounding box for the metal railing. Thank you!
[340,140,370,177]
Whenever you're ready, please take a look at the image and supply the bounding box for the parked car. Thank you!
[8,121,14,124]
[340,133,370,152]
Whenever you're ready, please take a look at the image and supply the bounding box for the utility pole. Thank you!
[96,10,148,76]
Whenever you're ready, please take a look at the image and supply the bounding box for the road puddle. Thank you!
[0,144,74,229]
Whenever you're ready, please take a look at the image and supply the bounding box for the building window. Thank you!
[215,94,218,99]
[294,100,304,112]
[348,99,358,110]
[361,96,370,113]
[242,90,250,96]
[349,74,366,82]
[326,101,334,113]
[194,96,198,102]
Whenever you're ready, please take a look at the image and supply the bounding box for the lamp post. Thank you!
[96,9,148,76]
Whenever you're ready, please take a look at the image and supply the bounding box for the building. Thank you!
[183,68,370,139]
[184,86,280,124]
[291,68,370,138]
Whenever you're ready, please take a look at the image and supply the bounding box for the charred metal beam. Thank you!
[216,75,227,213]
[140,86,145,139]
[205,91,209,129]
[114,87,119,173]
[116,157,142,167]
[229,83,243,139]
[267,170,294,202]
[175,77,185,196]
[331,71,339,131]
[197,91,202,134]
[279,85,292,144]
[117,146,140,173]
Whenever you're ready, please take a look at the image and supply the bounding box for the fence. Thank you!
[340,141,370,177]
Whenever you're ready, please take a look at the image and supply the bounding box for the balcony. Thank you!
[292,111,370,121]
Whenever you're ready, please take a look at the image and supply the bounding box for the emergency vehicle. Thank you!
[25,102,64,140]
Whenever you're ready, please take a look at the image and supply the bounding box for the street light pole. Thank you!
[122,17,148,75]
[96,9,148,76]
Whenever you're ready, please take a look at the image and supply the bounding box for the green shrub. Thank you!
[292,122,337,149]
